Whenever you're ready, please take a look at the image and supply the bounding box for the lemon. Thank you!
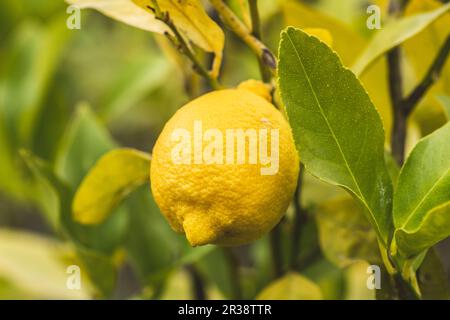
[150,80,299,246]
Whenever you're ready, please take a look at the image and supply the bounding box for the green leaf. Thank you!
[393,123,450,257]
[315,197,381,268]
[352,2,450,76]
[256,272,322,300]
[417,249,449,300]
[278,27,393,245]
[0,229,91,299]
[436,95,450,120]
[73,148,151,224]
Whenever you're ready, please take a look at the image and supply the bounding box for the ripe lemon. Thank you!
[150,80,299,246]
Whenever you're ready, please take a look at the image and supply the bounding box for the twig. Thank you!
[248,0,271,82]
[186,265,207,300]
[223,248,243,299]
[209,0,276,72]
[388,47,407,165]
[269,222,284,277]
[290,164,307,269]
[403,35,450,115]
[148,1,221,90]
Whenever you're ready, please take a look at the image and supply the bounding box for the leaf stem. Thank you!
[209,0,276,75]
[148,0,221,90]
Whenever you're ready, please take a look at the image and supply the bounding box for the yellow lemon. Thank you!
[150,80,299,246]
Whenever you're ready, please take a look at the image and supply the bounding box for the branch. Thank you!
[209,0,276,72]
[403,35,450,115]
[290,164,307,269]
[248,0,271,82]
[148,1,221,90]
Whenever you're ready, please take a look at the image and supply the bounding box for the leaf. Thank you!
[436,95,450,120]
[281,0,393,145]
[393,123,450,257]
[417,249,449,300]
[281,0,366,66]
[73,148,151,224]
[0,15,70,146]
[352,2,450,76]
[256,272,322,300]
[404,0,450,136]
[278,27,393,245]
[303,28,333,48]
[315,197,381,268]
[66,0,168,33]
[0,229,91,299]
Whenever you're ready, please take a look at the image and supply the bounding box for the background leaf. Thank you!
[0,229,91,299]
[393,123,450,258]
[315,197,381,268]
[73,148,151,224]
[352,2,450,75]
[256,272,322,300]
[278,27,393,245]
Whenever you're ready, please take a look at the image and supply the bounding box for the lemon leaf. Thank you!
[278,27,393,245]
[73,148,151,225]
[315,197,381,268]
[256,272,322,300]
[303,28,333,48]
[352,2,450,76]
[393,123,450,258]
[66,0,168,33]
[281,0,393,140]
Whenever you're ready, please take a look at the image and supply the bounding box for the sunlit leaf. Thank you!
[278,27,393,245]
[256,272,322,300]
[352,2,450,76]
[393,123,450,258]
[281,0,393,141]
[315,197,381,268]
[73,148,151,224]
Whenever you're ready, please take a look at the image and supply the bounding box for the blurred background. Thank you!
[0,0,449,299]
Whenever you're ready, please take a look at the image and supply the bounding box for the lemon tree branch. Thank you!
[209,0,276,77]
[149,0,221,90]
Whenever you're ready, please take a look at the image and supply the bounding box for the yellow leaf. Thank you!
[66,0,168,33]
[133,0,224,78]
[404,0,450,135]
[73,148,151,224]
[256,273,323,300]
[303,28,333,48]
